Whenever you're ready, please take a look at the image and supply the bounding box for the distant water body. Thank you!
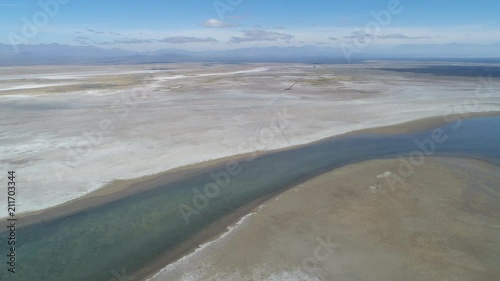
[1,116,499,281]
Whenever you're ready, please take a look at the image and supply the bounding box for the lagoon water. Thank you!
[1,116,499,281]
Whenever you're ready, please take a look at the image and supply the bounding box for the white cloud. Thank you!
[98,38,155,45]
[202,19,236,28]
[159,36,217,43]
[231,29,294,43]
[6,24,500,52]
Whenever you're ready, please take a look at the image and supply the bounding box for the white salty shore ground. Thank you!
[1,62,500,217]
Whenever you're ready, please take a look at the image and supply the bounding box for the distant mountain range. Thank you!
[0,43,499,66]
[0,43,349,65]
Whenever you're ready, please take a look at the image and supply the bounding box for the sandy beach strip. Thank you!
[148,156,500,281]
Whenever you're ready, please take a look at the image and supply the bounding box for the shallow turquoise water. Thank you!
[1,116,499,281]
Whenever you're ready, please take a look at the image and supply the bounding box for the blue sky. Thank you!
[1,0,500,53]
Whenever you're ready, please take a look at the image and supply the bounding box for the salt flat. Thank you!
[1,62,499,217]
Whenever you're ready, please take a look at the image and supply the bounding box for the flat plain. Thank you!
[1,62,500,217]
